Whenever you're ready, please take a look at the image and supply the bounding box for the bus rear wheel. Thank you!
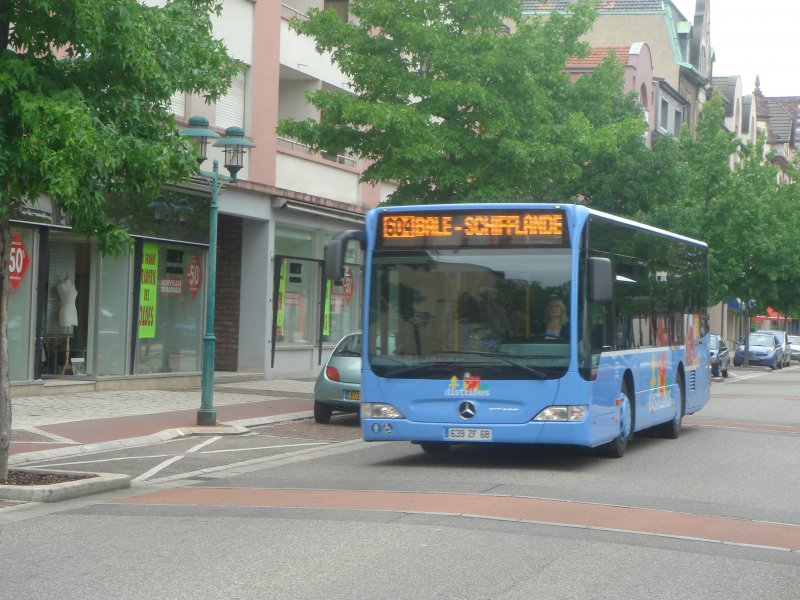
[659,377,684,439]
[599,383,633,458]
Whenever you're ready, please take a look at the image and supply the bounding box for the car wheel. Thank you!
[771,358,777,370]
[721,363,729,378]
[599,381,633,458]
[313,400,333,424]
[711,365,719,377]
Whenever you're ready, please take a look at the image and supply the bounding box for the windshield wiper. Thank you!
[433,350,547,379]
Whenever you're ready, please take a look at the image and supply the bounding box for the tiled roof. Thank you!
[567,46,631,68]
[711,76,738,117]
[769,97,800,121]
[523,1,664,12]
[766,100,795,145]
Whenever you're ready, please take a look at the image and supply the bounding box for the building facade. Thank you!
[9,0,398,394]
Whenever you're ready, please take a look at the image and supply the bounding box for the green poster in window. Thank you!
[138,243,158,339]
[276,258,287,332]
[323,280,332,337]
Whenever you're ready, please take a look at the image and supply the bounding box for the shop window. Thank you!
[96,252,132,376]
[323,264,362,342]
[134,242,206,374]
[41,238,92,377]
[275,257,316,344]
[8,228,35,381]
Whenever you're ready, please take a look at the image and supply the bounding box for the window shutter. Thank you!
[170,92,185,119]
[215,72,246,129]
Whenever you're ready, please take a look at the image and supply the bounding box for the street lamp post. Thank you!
[179,116,255,426]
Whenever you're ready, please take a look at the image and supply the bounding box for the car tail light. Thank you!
[326,366,340,381]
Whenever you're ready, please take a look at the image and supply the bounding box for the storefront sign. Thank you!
[343,267,354,304]
[187,253,203,299]
[138,243,158,339]
[9,232,30,292]
[276,259,287,335]
[160,278,183,296]
[323,280,332,336]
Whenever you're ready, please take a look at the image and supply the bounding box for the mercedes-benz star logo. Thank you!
[458,401,476,420]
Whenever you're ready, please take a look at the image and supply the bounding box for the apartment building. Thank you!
[9,1,393,393]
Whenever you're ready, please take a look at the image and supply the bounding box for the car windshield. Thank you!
[789,336,800,345]
[367,248,572,380]
[748,334,775,347]
[709,336,720,351]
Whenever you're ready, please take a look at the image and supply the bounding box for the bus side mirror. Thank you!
[589,257,613,303]
[325,230,366,280]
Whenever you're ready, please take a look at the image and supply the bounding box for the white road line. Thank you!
[132,436,222,483]
[20,426,80,445]
[30,442,331,470]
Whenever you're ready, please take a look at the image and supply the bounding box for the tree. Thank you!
[277,0,646,204]
[0,0,241,479]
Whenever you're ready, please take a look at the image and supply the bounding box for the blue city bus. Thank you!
[325,203,711,458]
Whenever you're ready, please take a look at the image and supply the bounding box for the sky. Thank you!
[672,0,800,97]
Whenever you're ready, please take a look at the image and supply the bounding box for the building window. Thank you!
[660,99,669,131]
[8,228,36,381]
[134,242,206,374]
[170,92,185,119]
[215,70,247,130]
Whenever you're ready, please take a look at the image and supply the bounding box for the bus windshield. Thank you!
[368,247,572,380]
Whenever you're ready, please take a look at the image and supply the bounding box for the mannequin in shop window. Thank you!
[57,275,78,327]
[57,274,79,374]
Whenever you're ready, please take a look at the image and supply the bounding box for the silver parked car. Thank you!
[313,331,362,423]
[708,334,730,378]
[789,335,800,363]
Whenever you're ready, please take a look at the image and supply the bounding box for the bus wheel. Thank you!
[419,442,451,454]
[659,377,684,439]
[313,401,333,424]
[599,383,633,458]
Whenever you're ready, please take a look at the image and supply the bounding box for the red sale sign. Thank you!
[342,267,354,304]
[187,254,203,299]
[9,232,30,292]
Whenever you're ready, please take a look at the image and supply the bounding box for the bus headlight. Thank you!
[361,403,404,419]
[533,405,587,422]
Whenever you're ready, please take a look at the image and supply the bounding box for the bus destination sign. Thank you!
[378,210,568,248]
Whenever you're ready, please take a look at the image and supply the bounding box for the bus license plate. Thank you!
[344,390,361,401]
[445,428,492,441]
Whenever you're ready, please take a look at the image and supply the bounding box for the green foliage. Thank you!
[0,0,241,254]
[277,0,646,204]
[0,0,241,478]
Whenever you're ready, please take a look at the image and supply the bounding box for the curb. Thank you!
[0,469,131,503]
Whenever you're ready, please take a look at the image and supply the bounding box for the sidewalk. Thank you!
[9,377,316,466]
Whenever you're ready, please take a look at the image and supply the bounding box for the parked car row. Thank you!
[733,330,796,370]
[314,329,799,423]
